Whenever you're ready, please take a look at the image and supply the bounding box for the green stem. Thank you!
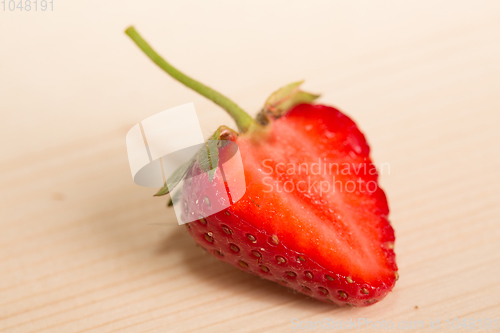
[125,26,255,133]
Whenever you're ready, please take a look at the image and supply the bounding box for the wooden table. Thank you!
[1,1,499,332]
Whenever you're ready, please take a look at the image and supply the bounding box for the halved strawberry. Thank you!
[126,27,398,306]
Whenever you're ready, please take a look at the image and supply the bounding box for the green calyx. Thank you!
[263,80,319,117]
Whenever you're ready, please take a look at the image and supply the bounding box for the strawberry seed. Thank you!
[276,256,286,264]
[318,287,329,295]
[230,243,240,252]
[247,234,257,243]
[204,233,214,243]
[221,224,232,235]
[198,216,207,225]
[270,235,279,245]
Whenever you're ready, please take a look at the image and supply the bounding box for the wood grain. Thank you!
[1,1,500,332]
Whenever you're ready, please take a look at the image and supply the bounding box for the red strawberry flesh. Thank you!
[182,104,397,306]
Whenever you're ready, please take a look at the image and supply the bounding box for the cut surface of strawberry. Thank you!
[126,26,398,306]
[183,104,396,306]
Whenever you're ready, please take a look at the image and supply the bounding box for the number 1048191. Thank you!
[2,0,53,11]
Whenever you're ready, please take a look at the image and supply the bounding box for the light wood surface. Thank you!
[1,1,500,332]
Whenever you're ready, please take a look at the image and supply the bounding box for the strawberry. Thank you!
[126,27,398,307]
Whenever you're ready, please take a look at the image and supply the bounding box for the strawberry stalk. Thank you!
[125,26,255,133]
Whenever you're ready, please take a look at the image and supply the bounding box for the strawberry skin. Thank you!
[181,104,397,307]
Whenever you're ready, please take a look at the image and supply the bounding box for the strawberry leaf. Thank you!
[167,188,182,206]
[155,126,226,197]
[263,80,320,117]
[154,154,197,197]
[198,127,221,183]
[155,185,170,197]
